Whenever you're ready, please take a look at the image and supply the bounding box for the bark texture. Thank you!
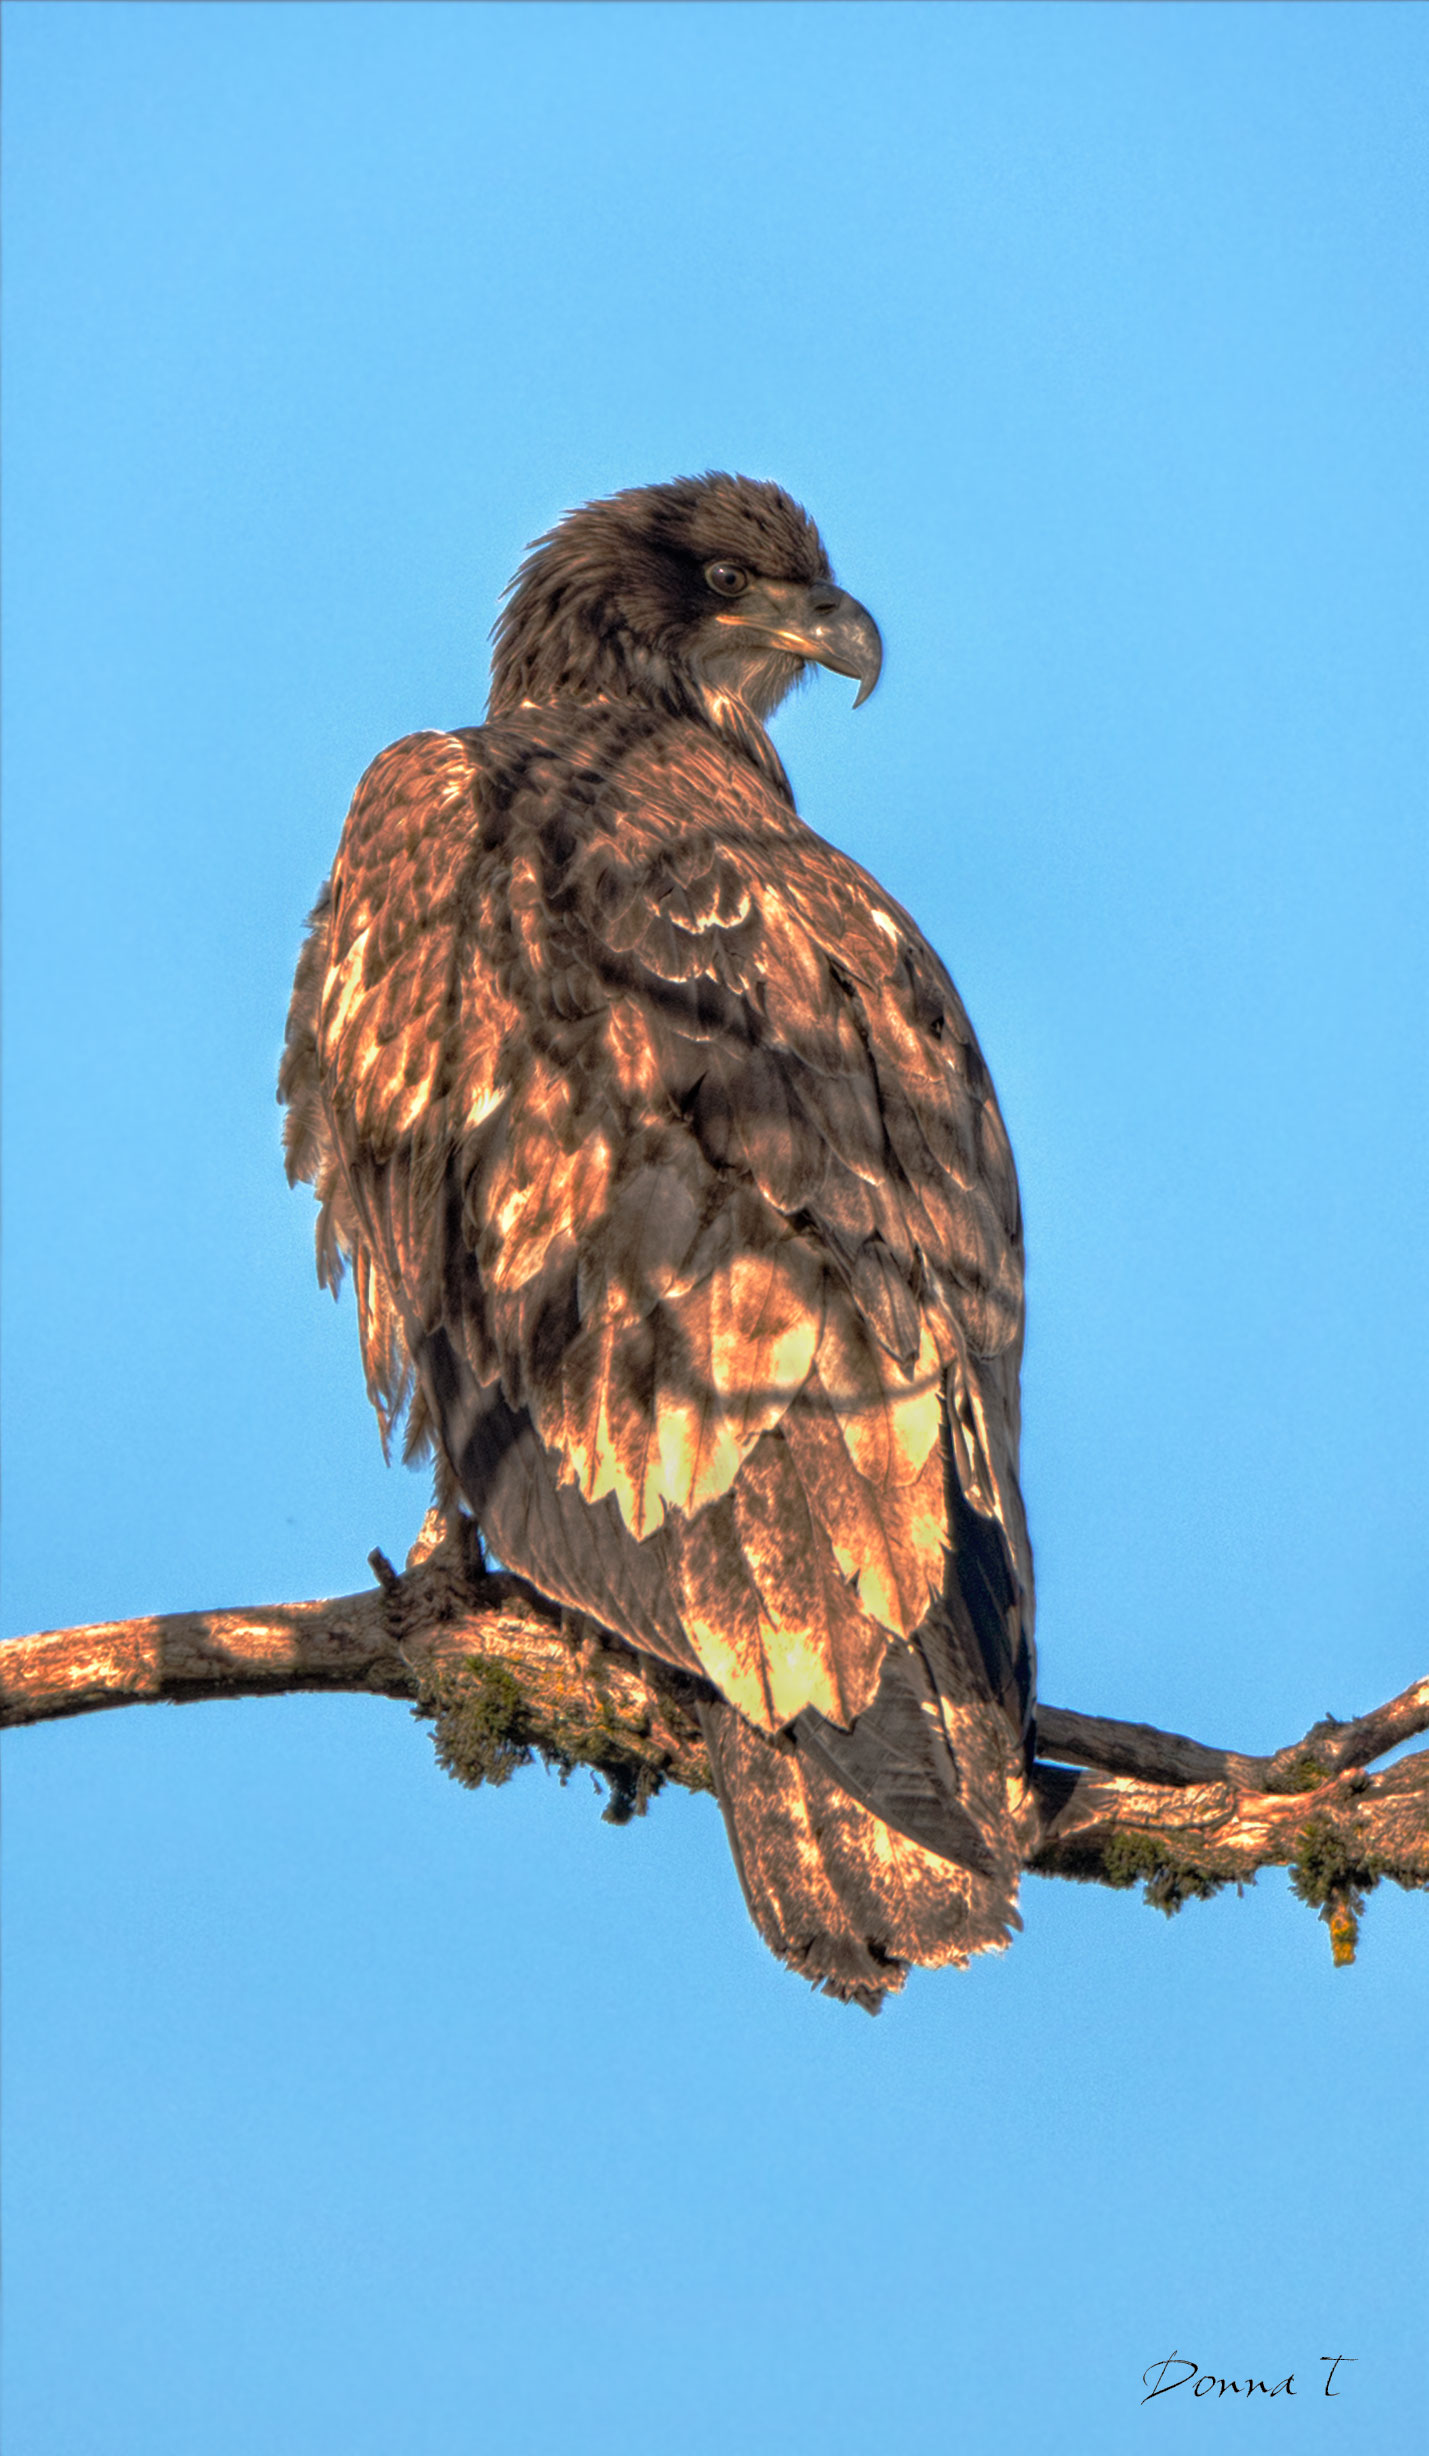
[4,1518,1424,1967]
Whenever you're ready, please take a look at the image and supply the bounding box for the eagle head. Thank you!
[488,473,883,744]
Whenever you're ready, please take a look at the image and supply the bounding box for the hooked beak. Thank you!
[712,578,884,707]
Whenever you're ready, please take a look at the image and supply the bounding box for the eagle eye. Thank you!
[704,562,749,598]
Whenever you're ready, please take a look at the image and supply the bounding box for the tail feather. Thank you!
[793,1627,1001,1874]
[699,1688,1026,2013]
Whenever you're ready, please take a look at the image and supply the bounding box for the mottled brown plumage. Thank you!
[282,474,1038,2007]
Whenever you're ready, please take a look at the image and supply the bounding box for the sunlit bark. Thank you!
[4,1520,1424,1964]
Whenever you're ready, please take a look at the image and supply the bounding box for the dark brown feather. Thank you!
[283,474,1038,2005]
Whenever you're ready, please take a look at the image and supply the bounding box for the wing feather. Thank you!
[288,708,1033,1752]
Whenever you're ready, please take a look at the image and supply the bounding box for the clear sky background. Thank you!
[3,5,1425,2450]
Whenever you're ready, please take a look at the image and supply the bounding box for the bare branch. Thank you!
[0,1582,414,1725]
[1035,1680,1429,1791]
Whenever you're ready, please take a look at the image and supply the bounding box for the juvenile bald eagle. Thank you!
[282,474,1038,2008]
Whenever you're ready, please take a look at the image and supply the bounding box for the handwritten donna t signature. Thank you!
[1142,2355,1356,2404]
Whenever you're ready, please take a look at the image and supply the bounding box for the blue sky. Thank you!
[3,5,1425,2451]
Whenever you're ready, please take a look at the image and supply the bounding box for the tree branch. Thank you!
[3,1525,1424,1960]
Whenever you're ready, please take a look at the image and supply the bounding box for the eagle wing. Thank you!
[286,710,1032,1730]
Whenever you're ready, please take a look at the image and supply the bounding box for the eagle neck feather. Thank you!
[489,553,794,802]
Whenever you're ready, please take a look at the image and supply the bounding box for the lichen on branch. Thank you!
[3,1521,1424,1964]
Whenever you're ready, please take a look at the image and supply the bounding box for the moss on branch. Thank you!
[3,1527,1424,1964]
